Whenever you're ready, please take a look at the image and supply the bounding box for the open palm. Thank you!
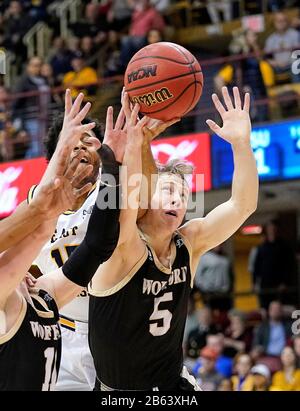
[207,87,251,144]
[32,149,93,220]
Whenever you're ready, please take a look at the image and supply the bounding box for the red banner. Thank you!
[0,157,47,218]
[151,133,211,192]
[0,133,212,218]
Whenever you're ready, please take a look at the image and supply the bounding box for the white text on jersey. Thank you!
[142,266,187,296]
[30,321,61,340]
[51,226,78,244]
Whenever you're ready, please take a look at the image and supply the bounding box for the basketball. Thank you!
[124,42,203,122]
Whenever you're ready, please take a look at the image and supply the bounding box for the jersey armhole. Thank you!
[88,246,148,297]
[176,230,195,288]
[0,296,27,344]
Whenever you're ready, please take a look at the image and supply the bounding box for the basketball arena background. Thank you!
[1,0,300,392]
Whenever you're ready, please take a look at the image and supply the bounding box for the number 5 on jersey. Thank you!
[149,292,173,337]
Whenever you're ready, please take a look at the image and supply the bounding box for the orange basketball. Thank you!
[124,42,203,122]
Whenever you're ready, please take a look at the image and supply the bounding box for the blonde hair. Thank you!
[157,159,194,183]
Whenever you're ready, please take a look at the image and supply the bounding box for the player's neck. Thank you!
[138,220,174,259]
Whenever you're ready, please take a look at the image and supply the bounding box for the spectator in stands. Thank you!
[80,36,98,69]
[250,364,270,391]
[41,63,62,106]
[214,29,270,123]
[193,334,233,378]
[147,28,163,44]
[218,378,233,391]
[120,0,165,68]
[150,0,170,13]
[253,220,297,309]
[70,2,106,44]
[48,37,73,81]
[224,309,253,358]
[231,353,254,391]
[27,0,48,23]
[3,1,32,67]
[270,346,300,390]
[66,36,82,60]
[207,0,232,25]
[194,244,234,311]
[293,335,300,368]
[100,30,122,77]
[252,301,292,357]
[186,306,218,359]
[195,346,223,391]
[106,0,133,32]
[268,0,285,12]
[63,54,98,99]
[264,12,300,83]
[12,56,50,158]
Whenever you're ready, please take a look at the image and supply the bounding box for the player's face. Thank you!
[70,132,100,187]
[150,173,189,230]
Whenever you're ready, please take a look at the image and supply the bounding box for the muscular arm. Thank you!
[0,222,54,308]
[117,102,147,246]
[0,201,44,253]
[36,144,122,309]
[137,138,158,219]
[182,87,258,256]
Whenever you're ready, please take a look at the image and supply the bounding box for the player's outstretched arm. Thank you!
[0,153,93,308]
[181,87,258,257]
[137,116,180,219]
[0,201,45,253]
[35,129,125,308]
[117,93,150,246]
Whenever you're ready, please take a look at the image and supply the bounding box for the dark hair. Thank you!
[44,112,104,161]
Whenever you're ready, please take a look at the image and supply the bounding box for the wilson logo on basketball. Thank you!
[127,65,157,83]
[131,87,173,107]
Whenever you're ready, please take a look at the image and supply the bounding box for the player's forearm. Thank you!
[38,146,65,188]
[0,202,45,253]
[137,140,158,219]
[119,138,143,244]
[230,141,258,215]
[0,221,53,302]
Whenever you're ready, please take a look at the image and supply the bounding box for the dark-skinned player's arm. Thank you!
[0,153,93,310]
[35,104,130,309]
[181,87,258,260]
[137,116,180,219]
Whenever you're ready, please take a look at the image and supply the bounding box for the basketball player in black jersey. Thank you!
[0,91,142,390]
[88,87,258,391]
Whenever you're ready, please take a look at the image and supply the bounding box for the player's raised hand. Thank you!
[142,117,180,142]
[102,103,127,163]
[57,89,100,152]
[206,87,251,146]
[31,148,94,219]
[122,92,150,146]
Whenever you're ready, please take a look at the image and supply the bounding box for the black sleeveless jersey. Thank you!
[0,289,61,391]
[89,232,192,390]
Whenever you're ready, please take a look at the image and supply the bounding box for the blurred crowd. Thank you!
[0,1,300,159]
[0,1,300,160]
[183,221,300,391]
[0,0,300,390]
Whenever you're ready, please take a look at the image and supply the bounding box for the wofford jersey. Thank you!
[29,180,100,322]
[0,289,61,391]
[89,232,193,390]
